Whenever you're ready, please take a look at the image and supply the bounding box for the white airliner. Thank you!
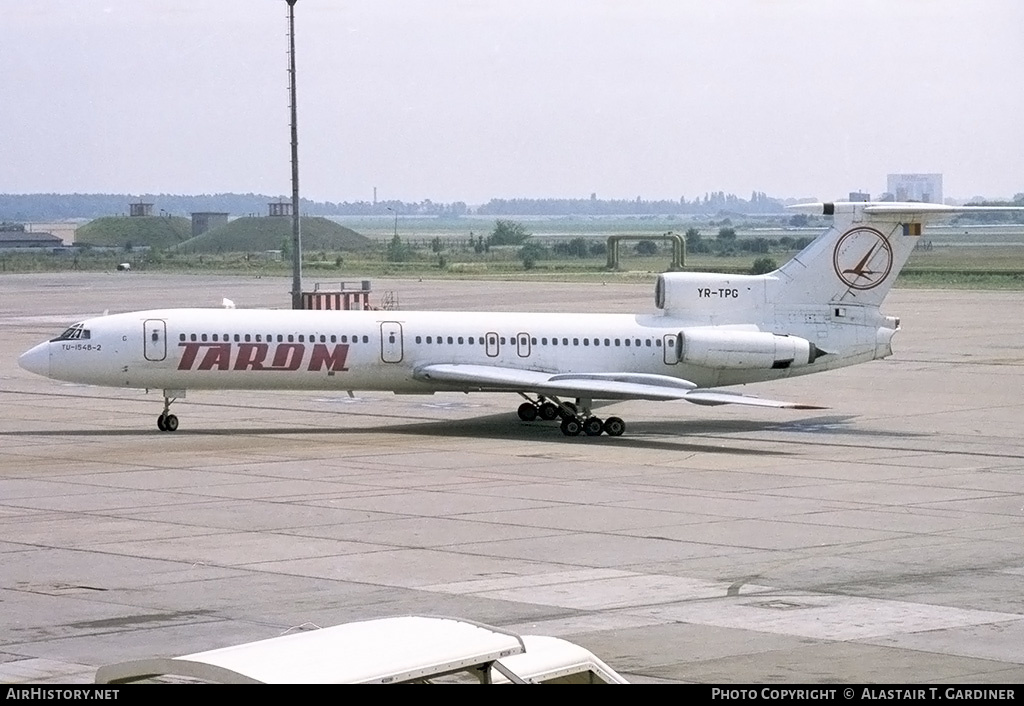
[17,201,1015,438]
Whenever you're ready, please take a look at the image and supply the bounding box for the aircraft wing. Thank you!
[414,364,824,409]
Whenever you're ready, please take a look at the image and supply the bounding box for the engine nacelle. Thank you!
[678,329,821,370]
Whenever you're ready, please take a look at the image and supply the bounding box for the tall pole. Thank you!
[287,0,302,309]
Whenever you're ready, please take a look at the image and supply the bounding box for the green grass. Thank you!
[75,216,191,249]
[4,216,1024,289]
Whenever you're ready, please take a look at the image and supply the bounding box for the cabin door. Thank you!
[485,331,500,358]
[143,319,167,362]
[662,333,678,365]
[380,322,404,363]
[516,332,531,358]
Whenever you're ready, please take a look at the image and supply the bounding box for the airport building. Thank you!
[886,173,943,203]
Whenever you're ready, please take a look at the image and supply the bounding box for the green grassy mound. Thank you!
[175,216,371,253]
[75,216,192,249]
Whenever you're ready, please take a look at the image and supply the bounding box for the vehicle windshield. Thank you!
[51,323,90,342]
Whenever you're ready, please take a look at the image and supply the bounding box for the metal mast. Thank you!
[287,0,302,309]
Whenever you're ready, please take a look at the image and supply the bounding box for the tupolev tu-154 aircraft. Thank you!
[17,201,1017,438]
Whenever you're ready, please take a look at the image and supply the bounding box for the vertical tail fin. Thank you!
[773,202,932,307]
[774,201,1024,307]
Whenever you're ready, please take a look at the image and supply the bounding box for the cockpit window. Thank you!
[51,323,90,342]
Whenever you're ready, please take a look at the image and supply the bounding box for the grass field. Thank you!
[3,216,1024,289]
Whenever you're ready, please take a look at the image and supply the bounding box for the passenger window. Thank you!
[243,334,250,342]
[468,337,475,344]
[646,339,652,347]
[363,336,369,343]
[542,338,548,345]
[604,338,610,346]
[179,334,186,342]
[573,338,579,346]
[656,339,662,347]
[458,337,464,344]
[201,334,208,342]
[255,334,262,342]
[416,336,422,344]
[563,338,569,346]
[447,336,454,344]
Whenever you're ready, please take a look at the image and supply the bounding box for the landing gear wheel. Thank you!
[558,402,578,420]
[538,402,560,421]
[583,416,604,436]
[157,414,167,431]
[560,417,582,436]
[517,402,538,421]
[603,416,625,437]
[163,414,179,432]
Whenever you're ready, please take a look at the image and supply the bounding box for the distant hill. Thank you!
[75,216,192,249]
[175,216,371,253]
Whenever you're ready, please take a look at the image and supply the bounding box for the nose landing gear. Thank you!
[156,390,184,432]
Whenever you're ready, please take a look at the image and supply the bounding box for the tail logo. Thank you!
[832,227,893,290]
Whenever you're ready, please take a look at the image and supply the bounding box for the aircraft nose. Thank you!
[18,342,50,378]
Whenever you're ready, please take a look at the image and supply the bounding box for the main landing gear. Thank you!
[156,391,181,432]
[517,394,625,438]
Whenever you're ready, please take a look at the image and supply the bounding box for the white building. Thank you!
[886,174,943,203]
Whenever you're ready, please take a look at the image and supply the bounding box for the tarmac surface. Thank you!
[1,272,1023,684]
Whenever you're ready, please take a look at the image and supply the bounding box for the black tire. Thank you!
[517,402,538,422]
[157,414,166,432]
[560,417,582,436]
[538,402,560,421]
[558,402,578,420]
[603,416,625,437]
[583,416,604,436]
[164,414,179,432]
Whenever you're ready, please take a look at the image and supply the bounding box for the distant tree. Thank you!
[684,227,710,253]
[751,257,778,275]
[519,241,547,269]
[716,227,737,242]
[635,239,658,255]
[788,213,810,227]
[588,241,607,256]
[564,237,589,258]
[386,233,411,262]
[430,236,443,253]
[487,219,531,246]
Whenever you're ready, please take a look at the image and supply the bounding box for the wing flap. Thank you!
[414,364,823,408]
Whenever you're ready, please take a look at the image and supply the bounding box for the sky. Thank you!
[2,0,1022,204]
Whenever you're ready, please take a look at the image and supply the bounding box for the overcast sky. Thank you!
[3,0,1022,204]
